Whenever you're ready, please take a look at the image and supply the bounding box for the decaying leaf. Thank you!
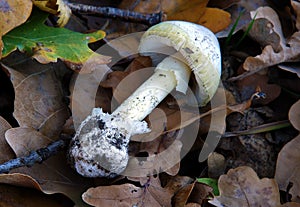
[4,127,92,206]
[32,0,72,27]
[236,73,281,105]
[2,8,107,65]
[194,7,231,33]
[2,58,70,138]
[0,0,32,36]
[275,100,300,202]
[275,134,300,203]
[0,116,14,163]
[207,152,226,178]
[209,166,281,207]
[120,0,231,33]
[0,0,32,58]
[5,127,54,157]
[243,2,300,72]
[0,183,70,207]
[83,176,173,207]
[289,100,300,131]
[173,181,213,207]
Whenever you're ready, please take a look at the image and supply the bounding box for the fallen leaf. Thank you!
[3,59,70,138]
[5,127,54,157]
[209,166,281,207]
[207,152,226,178]
[83,176,173,207]
[207,0,240,9]
[0,183,71,207]
[0,173,41,190]
[278,63,300,78]
[2,8,107,65]
[0,0,32,58]
[100,56,153,104]
[4,127,92,206]
[196,8,231,33]
[120,0,231,33]
[174,181,213,207]
[0,116,14,163]
[215,0,269,38]
[236,73,281,105]
[0,0,32,36]
[275,134,300,203]
[243,4,300,72]
[32,0,71,27]
[289,100,300,131]
[125,135,183,177]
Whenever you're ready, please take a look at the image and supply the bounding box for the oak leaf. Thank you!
[2,8,107,65]
[2,58,69,138]
[243,2,300,72]
[0,116,14,163]
[0,0,32,58]
[275,100,300,202]
[209,166,281,207]
[4,127,92,206]
[83,176,173,207]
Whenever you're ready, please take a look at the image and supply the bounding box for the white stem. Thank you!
[112,55,191,122]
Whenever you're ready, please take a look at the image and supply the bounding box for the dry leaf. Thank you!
[100,56,153,104]
[4,127,91,206]
[5,127,54,157]
[215,0,269,38]
[125,136,183,177]
[243,3,300,71]
[275,134,300,202]
[0,116,14,163]
[209,166,281,207]
[174,181,213,207]
[3,60,70,138]
[236,73,281,105]
[197,8,231,33]
[0,173,42,190]
[83,176,173,207]
[0,183,70,207]
[32,0,71,27]
[289,100,300,131]
[207,0,240,9]
[120,0,230,33]
[0,0,32,36]
[0,0,32,58]
[207,152,226,178]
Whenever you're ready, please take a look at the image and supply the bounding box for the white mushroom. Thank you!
[68,21,221,177]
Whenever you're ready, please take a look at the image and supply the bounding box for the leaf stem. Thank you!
[65,2,163,26]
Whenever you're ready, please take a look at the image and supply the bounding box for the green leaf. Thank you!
[2,8,106,64]
[197,178,219,196]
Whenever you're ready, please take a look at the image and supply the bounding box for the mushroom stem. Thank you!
[112,55,190,122]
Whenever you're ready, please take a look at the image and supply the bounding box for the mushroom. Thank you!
[68,21,221,177]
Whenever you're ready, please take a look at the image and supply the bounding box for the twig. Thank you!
[0,136,70,174]
[65,2,163,26]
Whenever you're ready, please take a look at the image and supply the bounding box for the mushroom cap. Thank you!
[138,21,221,106]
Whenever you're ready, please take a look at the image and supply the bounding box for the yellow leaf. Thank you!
[198,8,231,33]
[32,0,71,27]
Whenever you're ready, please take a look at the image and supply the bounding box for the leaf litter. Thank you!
[0,0,300,206]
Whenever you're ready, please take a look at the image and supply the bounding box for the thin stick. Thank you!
[0,137,70,174]
[66,2,163,26]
